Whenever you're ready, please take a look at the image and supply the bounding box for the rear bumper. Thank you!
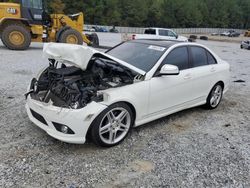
[26,96,107,144]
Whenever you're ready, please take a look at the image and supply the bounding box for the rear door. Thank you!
[188,46,219,100]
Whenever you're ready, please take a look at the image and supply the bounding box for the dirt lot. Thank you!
[0,40,249,188]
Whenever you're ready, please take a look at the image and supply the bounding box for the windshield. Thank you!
[22,0,43,9]
[107,42,166,72]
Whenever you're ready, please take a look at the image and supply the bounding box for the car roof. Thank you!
[129,39,181,48]
[145,28,171,30]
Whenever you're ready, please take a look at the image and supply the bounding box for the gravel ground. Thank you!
[0,40,249,188]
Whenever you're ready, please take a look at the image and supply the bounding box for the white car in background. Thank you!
[241,40,250,50]
[25,40,230,147]
[132,28,188,42]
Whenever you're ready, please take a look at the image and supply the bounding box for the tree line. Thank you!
[4,0,250,28]
[49,0,250,29]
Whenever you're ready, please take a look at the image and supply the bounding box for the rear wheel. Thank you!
[91,102,134,147]
[204,83,223,109]
[59,29,83,45]
[1,24,31,50]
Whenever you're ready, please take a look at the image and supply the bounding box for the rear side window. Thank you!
[190,47,208,67]
[207,51,217,64]
[162,47,189,70]
[145,29,156,35]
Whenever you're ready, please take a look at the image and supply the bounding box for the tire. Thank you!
[1,24,31,50]
[59,29,83,45]
[190,35,197,39]
[90,102,134,147]
[248,46,250,50]
[200,36,208,40]
[240,45,243,49]
[204,83,223,109]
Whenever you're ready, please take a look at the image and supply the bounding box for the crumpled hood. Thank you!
[43,43,146,75]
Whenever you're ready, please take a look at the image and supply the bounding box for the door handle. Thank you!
[184,73,191,80]
[210,67,216,72]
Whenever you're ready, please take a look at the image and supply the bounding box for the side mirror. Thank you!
[159,64,179,76]
[175,34,178,39]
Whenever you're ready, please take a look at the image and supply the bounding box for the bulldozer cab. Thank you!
[20,0,44,25]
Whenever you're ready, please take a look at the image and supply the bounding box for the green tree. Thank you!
[39,0,250,29]
[50,0,65,14]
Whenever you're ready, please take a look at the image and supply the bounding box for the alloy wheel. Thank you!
[210,85,223,108]
[99,107,131,145]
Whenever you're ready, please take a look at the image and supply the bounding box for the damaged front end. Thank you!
[26,54,143,109]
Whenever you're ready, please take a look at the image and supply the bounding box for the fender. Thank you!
[0,17,30,27]
[0,18,30,37]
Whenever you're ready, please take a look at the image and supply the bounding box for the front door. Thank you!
[148,46,194,115]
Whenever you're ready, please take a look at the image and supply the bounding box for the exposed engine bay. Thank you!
[27,56,144,109]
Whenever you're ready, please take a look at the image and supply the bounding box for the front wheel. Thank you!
[91,102,134,147]
[204,83,223,109]
[59,29,83,45]
[1,24,31,50]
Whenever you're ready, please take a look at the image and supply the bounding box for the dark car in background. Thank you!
[241,40,250,50]
[92,26,108,32]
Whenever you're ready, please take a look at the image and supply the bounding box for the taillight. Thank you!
[132,34,136,40]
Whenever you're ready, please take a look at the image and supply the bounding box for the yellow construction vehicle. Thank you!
[244,29,250,37]
[0,0,99,50]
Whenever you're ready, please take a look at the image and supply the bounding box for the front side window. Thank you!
[162,47,189,70]
[190,47,208,67]
[159,30,168,36]
[167,31,176,37]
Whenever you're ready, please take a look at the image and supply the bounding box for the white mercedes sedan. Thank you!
[25,40,230,147]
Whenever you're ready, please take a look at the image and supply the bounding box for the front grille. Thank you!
[30,109,48,126]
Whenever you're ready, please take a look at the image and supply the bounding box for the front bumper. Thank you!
[26,96,107,144]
